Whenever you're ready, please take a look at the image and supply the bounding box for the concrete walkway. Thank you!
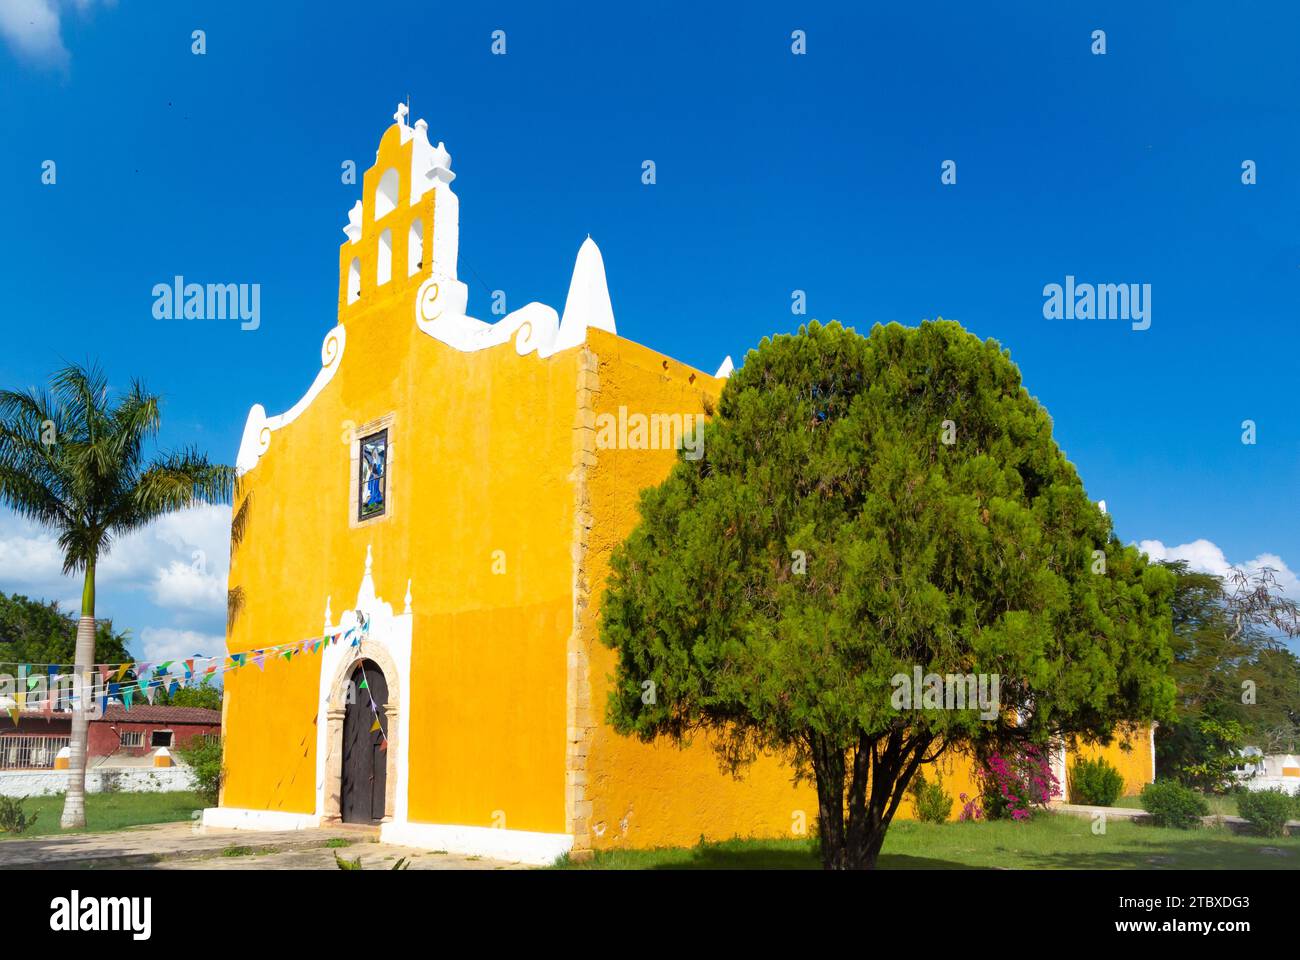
[0,821,523,870]
[157,842,523,870]
[1051,802,1152,822]
[1051,801,1300,835]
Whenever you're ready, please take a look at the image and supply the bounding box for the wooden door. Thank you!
[341,660,388,823]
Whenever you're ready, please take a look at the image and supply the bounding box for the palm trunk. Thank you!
[60,559,96,830]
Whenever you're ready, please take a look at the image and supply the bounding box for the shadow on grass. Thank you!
[1010,835,1298,870]
[559,814,1300,870]
[641,845,974,870]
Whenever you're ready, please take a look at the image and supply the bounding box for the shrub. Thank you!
[176,735,223,805]
[1069,756,1126,807]
[0,795,38,834]
[1237,789,1295,838]
[907,771,954,823]
[1140,780,1209,829]
[957,792,983,821]
[980,743,1059,821]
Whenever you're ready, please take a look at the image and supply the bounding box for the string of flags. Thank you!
[3,614,372,726]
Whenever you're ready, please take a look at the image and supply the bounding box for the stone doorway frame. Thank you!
[312,546,413,829]
[321,638,402,823]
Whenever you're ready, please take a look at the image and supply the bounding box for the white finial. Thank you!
[559,237,617,339]
[394,102,409,126]
[714,356,734,379]
[404,579,412,615]
[1098,500,1107,515]
[324,596,332,630]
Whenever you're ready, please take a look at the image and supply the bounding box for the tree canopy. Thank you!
[1158,560,1300,786]
[601,320,1176,868]
[0,592,132,669]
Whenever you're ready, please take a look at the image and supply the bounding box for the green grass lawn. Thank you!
[0,791,207,839]
[554,812,1300,870]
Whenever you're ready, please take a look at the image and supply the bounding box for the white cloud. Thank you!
[0,0,113,69]
[0,503,231,622]
[0,0,66,66]
[1138,537,1300,599]
[152,559,226,611]
[0,523,66,586]
[138,626,225,664]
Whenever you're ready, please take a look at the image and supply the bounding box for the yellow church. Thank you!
[205,108,1155,863]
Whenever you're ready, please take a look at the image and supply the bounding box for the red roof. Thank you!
[96,705,221,725]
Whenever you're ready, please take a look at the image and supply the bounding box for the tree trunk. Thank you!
[813,729,933,869]
[60,560,96,830]
[809,734,847,870]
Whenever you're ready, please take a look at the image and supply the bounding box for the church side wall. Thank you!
[580,331,821,850]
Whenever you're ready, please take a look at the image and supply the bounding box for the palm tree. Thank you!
[0,363,232,828]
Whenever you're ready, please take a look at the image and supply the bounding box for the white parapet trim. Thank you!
[202,807,321,831]
[380,821,573,866]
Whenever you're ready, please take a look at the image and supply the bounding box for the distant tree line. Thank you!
[0,591,221,712]
[0,592,132,672]
[1158,561,1300,791]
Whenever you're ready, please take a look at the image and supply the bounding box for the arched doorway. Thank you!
[341,659,388,823]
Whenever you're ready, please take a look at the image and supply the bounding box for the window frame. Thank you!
[348,414,396,529]
[357,428,389,522]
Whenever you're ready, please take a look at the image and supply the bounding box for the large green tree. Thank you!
[601,320,1176,869]
[0,364,231,829]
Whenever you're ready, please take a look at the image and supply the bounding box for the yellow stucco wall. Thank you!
[223,123,573,833]
[579,330,820,848]
[1066,725,1154,798]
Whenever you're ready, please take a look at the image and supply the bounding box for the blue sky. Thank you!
[1,1,1297,662]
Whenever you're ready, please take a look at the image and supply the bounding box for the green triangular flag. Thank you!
[358,678,368,690]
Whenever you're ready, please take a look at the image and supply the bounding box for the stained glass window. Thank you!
[359,430,388,520]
